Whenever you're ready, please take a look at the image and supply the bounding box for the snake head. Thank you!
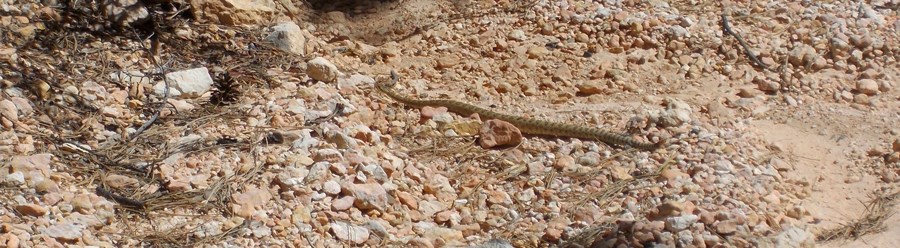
[375,70,400,90]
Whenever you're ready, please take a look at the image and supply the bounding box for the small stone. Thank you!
[479,120,523,149]
[486,190,512,205]
[436,54,460,69]
[853,94,870,105]
[0,99,18,123]
[784,95,798,106]
[716,220,738,235]
[16,204,48,216]
[507,30,526,41]
[10,154,52,182]
[407,238,434,248]
[657,201,684,217]
[331,222,370,244]
[322,180,341,195]
[576,82,605,95]
[857,79,879,95]
[167,99,195,112]
[153,67,214,98]
[422,227,463,243]
[307,57,342,83]
[542,228,563,242]
[0,233,19,248]
[266,22,309,56]
[773,227,814,248]
[665,214,699,232]
[231,187,272,218]
[5,172,25,185]
[892,138,900,152]
[104,174,139,189]
[348,183,389,210]
[42,222,84,242]
[332,196,354,211]
[72,194,94,214]
[420,106,448,120]
[397,191,418,210]
[737,88,761,98]
[527,46,550,59]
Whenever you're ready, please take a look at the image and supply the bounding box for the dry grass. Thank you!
[817,189,900,243]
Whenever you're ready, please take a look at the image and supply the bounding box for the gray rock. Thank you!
[153,67,213,98]
[307,57,342,83]
[266,22,309,56]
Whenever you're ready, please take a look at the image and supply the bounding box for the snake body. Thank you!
[377,82,663,150]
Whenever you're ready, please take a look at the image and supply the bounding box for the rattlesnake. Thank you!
[376,72,664,151]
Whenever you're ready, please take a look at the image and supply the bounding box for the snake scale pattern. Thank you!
[376,78,664,151]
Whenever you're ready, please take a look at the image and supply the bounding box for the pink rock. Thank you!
[420,106,448,120]
[348,183,389,210]
[479,119,523,149]
[332,196,354,211]
[10,154,52,182]
[232,187,272,218]
[16,204,47,216]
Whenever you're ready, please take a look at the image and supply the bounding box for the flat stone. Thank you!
[307,57,342,83]
[479,119,523,149]
[331,221,369,244]
[16,204,47,217]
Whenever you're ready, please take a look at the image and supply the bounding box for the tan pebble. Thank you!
[15,204,47,216]
[436,54,460,69]
[715,220,738,235]
[0,233,19,248]
[331,196,354,211]
[526,46,550,59]
[34,180,59,193]
[857,79,880,95]
[576,81,605,95]
[575,32,590,43]
[737,88,761,98]
[852,94,870,105]
[72,194,93,214]
[396,191,418,210]
[622,82,639,92]
[407,238,434,248]
[434,210,453,223]
[486,190,511,205]
[657,201,684,217]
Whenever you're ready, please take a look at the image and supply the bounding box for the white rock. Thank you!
[665,214,699,232]
[857,79,880,95]
[0,99,17,123]
[773,227,814,248]
[153,67,213,98]
[322,180,341,195]
[5,172,25,185]
[307,57,342,83]
[41,223,85,241]
[286,99,306,115]
[331,222,370,244]
[507,30,526,41]
[266,22,309,56]
[250,220,272,238]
